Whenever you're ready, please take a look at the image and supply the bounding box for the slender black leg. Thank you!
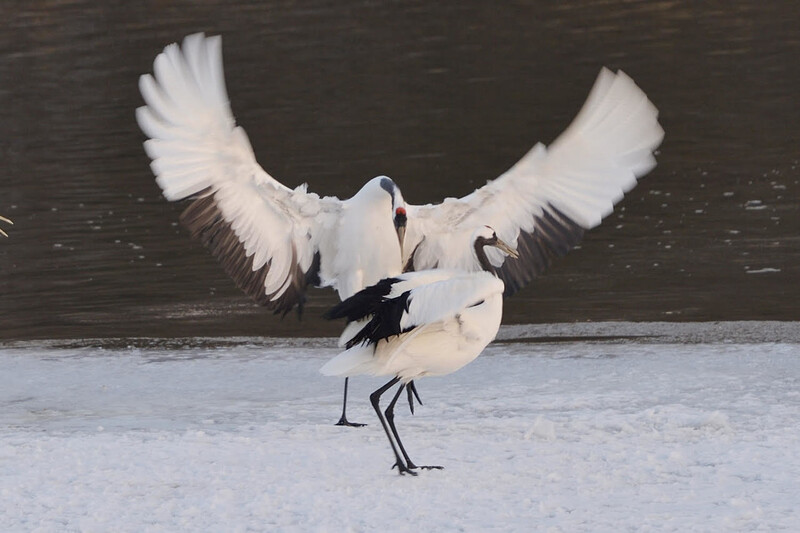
[406,381,423,415]
[370,377,416,476]
[387,382,443,471]
[335,377,366,427]
[386,383,417,468]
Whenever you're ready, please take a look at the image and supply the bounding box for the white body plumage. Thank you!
[330,181,405,300]
[321,269,504,381]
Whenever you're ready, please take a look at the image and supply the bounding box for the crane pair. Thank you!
[137,33,663,474]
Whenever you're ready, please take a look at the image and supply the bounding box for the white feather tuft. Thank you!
[320,344,375,377]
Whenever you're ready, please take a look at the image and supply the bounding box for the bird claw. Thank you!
[392,461,418,476]
[335,416,367,427]
[404,460,443,472]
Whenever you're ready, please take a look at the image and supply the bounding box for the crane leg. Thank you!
[406,380,423,414]
[386,381,443,472]
[370,377,416,476]
[335,377,366,427]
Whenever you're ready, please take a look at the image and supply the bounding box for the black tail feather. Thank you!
[344,290,413,349]
[324,277,400,322]
[324,276,415,349]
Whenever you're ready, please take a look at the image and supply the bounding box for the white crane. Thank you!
[137,33,663,428]
[137,33,407,426]
[322,226,518,475]
[0,216,12,238]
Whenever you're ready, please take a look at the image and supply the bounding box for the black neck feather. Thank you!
[474,236,495,273]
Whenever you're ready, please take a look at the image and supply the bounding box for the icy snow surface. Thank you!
[2,322,799,532]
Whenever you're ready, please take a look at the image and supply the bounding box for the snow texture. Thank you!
[2,323,799,532]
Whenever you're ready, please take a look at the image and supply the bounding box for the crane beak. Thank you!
[396,225,406,256]
[493,237,519,259]
[394,207,407,257]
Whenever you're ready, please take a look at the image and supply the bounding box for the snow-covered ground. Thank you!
[2,323,799,532]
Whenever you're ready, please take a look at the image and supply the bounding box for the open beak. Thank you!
[493,237,519,259]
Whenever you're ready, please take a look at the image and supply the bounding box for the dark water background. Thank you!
[1,1,798,340]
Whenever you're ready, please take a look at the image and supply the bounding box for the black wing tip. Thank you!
[494,202,585,294]
[179,193,314,316]
[326,281,412,348]
[344,331,369,350]
[323,277,402,323]
[275,295,305,320]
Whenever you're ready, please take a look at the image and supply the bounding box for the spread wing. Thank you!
[137,33,342,315]
[404,68,664,296]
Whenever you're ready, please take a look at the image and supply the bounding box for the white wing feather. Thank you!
[137,33,341,311]
[399,271,504,332]
[405,68,664,278]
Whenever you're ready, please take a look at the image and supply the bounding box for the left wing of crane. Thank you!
[404,68,664,296]
[137,33,342,315]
